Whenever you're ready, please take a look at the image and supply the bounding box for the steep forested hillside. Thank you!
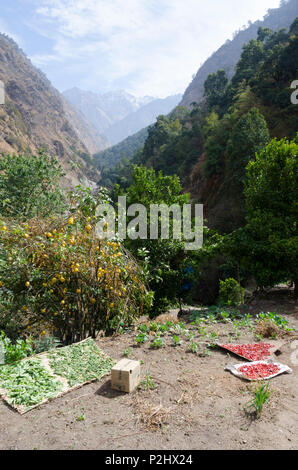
[102,18,298,233]
[94,127,148,171]
[181,0,298,107]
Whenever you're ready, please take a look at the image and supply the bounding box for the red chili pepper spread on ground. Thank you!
[238,363,280,380]
[220,343,273,361]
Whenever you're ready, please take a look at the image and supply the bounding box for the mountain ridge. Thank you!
[0,33,107,187]
[181,0,298,107]
[64,87,181,146]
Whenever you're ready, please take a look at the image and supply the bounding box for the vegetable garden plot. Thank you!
[225,360,292,381]
[0,338,115,414]
[217,342,283,362]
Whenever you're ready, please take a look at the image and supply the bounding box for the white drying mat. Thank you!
[225,360,292,381]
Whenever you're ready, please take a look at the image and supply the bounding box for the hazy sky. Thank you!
[0,0,281,97]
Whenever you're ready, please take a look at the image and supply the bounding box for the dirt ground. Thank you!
[0,288,298,450]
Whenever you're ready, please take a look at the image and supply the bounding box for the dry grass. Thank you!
[255,319,281,338]
[155,313,179,324]
[134,398,174,430]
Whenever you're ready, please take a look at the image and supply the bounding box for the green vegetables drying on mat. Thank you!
[0,339,114,412]
[0,359,63,409]
[48,338,115,387]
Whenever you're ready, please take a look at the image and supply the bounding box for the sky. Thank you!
[0,0,281,98]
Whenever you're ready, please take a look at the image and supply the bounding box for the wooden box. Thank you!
[111,359,141,393]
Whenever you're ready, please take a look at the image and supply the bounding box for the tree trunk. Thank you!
[294,280,298,299]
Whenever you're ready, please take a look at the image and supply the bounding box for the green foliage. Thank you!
[203,113,231,177]
[246,381,271,419]
[204,69,229,111]
[0,188,148,342]
[0,331,33,364]
[122,347,133,357]
[256,312,295,331]
[218,278,244,307]
[227,137,298,291]
[114,165,200,315]
[95,127,148,171]
[0,150,66,220]
[149,336,164,349]
[136,332,149,344]
[172,335,181,347]
[226,108,270,184]
[141,371,156,390]
[34,336,61,354]
[189,342,198,354]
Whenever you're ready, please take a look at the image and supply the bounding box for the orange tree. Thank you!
[0,187,151,343]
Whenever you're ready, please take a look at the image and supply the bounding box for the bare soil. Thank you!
[0,288,297,450]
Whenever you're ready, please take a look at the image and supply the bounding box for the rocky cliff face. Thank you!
[0,34,105,187]
[181,0,298,107]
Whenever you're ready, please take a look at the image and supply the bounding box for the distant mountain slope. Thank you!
[104,94,182,145]
[94,127,148,170]
[63,87,155,135]
[0,33,103,187]
[181,0,298,107]
[61,96,109,154]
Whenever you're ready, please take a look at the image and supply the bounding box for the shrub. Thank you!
[0,188,150,343]
[0,150,66,220]
[0,331,33,364]
[218,278,244,306]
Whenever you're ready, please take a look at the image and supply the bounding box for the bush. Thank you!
[218,278,244,307]
[0,188,150,343]
[0,331,33,364]
[114,165,199,315]
[0,150,66,220]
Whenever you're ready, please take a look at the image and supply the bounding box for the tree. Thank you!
[226,108,270,184]
[0,150,66,219]
[228,137,298,295]
[231,40,265,88]
[114,166,196,315]
[204,70,228,111]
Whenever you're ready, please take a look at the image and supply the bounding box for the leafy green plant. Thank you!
[218,278,244,307]
[218,310,231,323]
[0,331,33,364]
[34,336,61,354]
[172,335,182,347]
[186,331,195,341]
[138,324,149,333]
[209,331,218,341]
[197,326,207,337]
[257,312,295,331]
[149,337,164,349]
[246,381,271,419]
[0,151,66,220]
[189,342,198,354]
[149,322,159,332]
[76,414,86,422]
[122,347,133,357]
[140,371,157,391]
[158,324,168,335]
[136,333,149,345]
